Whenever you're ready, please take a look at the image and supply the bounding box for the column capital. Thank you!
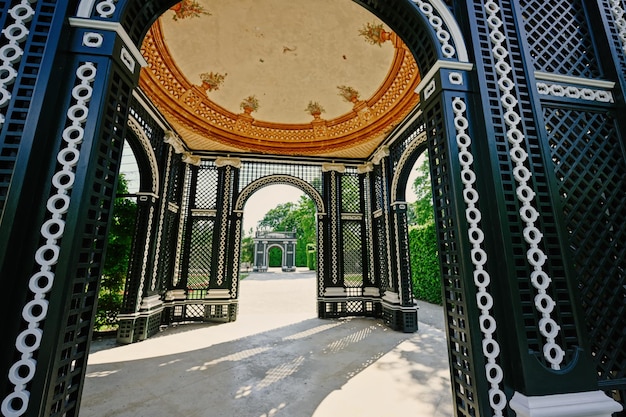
[164,131,185,154]
[215,156,242,169]
[357,162,373,173]
[321,162,346,173]
[371,146,389,165]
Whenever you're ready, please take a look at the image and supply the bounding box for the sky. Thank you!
[120,144,422,235]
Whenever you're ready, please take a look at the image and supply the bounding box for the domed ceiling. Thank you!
[139,0,421,159]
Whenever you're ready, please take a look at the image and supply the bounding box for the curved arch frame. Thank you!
[126,116,160,195]
[235,174,325,215]
[390,130,428,203]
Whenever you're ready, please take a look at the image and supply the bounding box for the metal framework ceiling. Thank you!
[139,0,421,159]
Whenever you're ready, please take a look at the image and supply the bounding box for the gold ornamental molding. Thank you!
[139,22,421,158]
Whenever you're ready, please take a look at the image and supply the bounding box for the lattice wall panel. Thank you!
[0,0,55,214]
[472,0,580,368]
[187,218,214,292]
[521,0,602,78]
[47,66,130,416]
[428,101,479,417]
[195,165,219,209]
[341,174,360,213]
[342,221,363,289]
[545,107,626,384]
[239,161,323,193]
[374,217,390,292]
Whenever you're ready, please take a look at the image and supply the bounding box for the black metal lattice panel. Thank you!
[187,218,214,291]
[598,0,626,84]
[373,164,385,212]
[156,209,179,290]
[390,120,426,173]
[427,100,482,417]
[374,216,390,292]
[238,161,323,194]
[0,0,56,214]
[194,164,219,209]
[341,174,360,213]
[545,107,626,385]
[342,221,363,288]
[47,66,131,417]
[521,0,602,78]
[471,0,580,365]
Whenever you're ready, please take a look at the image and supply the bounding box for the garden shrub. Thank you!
[409,221,442,305]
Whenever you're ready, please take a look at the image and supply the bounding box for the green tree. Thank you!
[240,229,254,264]
[96,175,137,330]
[407,155,442,304]
[408,157,434,226]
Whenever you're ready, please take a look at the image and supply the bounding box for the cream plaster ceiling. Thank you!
[139,0,421,158]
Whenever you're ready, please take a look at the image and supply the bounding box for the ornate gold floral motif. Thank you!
[337,85,360,103]
[199,71,227,92]
[240,95,260,114]
[170,0,211,21]
[305,101,325,117]
[359,22,391,46]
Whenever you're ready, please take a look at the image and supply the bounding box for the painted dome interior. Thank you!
[139,0,421,159]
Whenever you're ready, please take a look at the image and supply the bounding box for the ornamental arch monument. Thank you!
[0,1,625,417]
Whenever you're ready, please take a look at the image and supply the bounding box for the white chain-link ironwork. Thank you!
[484,0,565,370]
[1,62,97,417]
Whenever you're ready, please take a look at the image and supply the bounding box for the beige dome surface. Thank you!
[139,0,421,158]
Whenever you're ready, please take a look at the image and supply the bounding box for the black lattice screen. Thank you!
[341,174,360,213]
[343,221,363,295]
[427,99,485,417]
[545,107,626,395]
[521,0,602,78]
[374,217,390,292]
[0,0,56,213]
[472,0,580,368]
[187,218,214,297]
[195,165,219,209]
[239,161,323,193]
[47,65,130,416]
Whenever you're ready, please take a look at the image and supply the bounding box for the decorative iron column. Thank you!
[0,4,146,415]
[318,163,346,317]
[358,162,381,314]
[203,157,240,322]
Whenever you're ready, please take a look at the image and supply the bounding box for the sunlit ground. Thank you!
[82,268,453,417]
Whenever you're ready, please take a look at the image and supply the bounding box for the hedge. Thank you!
[409,221,442,305]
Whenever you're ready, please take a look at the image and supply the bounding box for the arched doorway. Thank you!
[0,1,624,417]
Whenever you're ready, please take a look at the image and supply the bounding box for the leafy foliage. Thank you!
[409,223,441,304]
[268,247,282,267]
[240,232,254,264]
[95,175,137,331]
[257,195,316,267]
[407,156,442,304]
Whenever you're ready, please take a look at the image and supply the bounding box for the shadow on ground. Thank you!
[81,272,453,417]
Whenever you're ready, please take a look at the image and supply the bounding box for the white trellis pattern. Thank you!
[330,171,339,284]
[452,96,507,416]
[609,0,626,55]
[536,82,614,103]
[1,62,97,417]
[412,0,457,58]
[484,0,565,370]
[216,166,231,286]
[0,0,36,128]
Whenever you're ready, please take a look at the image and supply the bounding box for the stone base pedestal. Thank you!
[509,390,623,417]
